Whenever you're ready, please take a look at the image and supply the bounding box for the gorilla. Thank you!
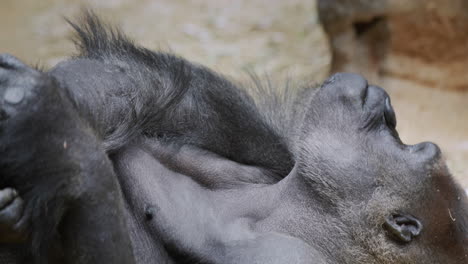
[0,12,467,264]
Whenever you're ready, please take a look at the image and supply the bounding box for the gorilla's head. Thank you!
[294,73,467,263]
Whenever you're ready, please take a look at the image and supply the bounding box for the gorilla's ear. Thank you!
[383,213,423,243]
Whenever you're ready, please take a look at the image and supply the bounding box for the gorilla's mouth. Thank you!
[379,93,441,162]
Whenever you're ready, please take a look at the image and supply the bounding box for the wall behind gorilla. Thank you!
[0,0,330,81]
[0,0,467,189]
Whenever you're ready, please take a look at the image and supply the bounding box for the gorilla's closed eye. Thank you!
[383,213,423,243]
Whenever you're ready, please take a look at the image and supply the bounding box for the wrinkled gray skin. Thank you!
[0,14,467,264]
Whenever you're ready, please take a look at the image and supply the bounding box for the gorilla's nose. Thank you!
[322,73,368,103]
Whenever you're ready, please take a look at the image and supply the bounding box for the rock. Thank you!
[317,0,468,90]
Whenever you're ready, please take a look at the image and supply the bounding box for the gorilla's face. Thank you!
[296,73,467,263]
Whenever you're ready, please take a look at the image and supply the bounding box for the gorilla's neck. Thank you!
[250,164,358,263]
[273,163,340,210]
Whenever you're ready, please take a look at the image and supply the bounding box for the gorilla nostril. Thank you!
[384,97,396,128]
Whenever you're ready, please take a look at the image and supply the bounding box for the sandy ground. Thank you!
[0,0,467,188]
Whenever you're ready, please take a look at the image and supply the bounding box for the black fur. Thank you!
[64,11,295,178]
[0,11,466,264]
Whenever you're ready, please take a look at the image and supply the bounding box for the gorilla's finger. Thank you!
[0,196,24,226]
[0,188,18,209]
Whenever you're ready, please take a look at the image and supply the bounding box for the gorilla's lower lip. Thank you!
[409,142,441,162]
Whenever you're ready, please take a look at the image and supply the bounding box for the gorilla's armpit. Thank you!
[0,12,467,264]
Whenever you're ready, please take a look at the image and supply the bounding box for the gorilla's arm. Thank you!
[145,140,278,188]
[50,11,293,180]
[0,54,135,263]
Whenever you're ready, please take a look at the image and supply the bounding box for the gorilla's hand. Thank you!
[0,188,28,243]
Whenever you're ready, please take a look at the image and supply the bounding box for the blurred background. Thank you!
[0,0,467,188]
